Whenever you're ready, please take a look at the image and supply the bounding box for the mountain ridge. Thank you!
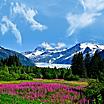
[23,42,104,66]
[0,46,35,66]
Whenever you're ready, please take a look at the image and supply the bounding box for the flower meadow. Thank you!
[0,82,88,104]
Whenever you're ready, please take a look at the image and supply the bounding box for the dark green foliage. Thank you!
[71,52,86,77]
[89,51,102,78]
[0,55,21,66]
[11,72,20,80]
[71,51,104,104]
[85,80,103,97]
[18,74,33,80]
[64,74,79,81]
[98,72,104,82]
[41,68,71,79]
[85,80,104,104]
[71,51,104,81]
[0,71,15,81]
[84,52,91,77]
[28,73,39,78]
[0,64,73,81]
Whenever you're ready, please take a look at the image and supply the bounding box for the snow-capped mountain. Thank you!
[23,42,67,59]
[23,42,104,66]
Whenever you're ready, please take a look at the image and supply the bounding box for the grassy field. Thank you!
[0,94,41,104]
[0,79,88,86]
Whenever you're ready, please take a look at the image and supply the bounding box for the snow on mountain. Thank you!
[23,42,67,58]
[80,42,104,56]
[25,50,44,58]
[23,42,104,68]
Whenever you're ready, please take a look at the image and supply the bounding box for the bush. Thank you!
[64,75,80,81]
[18,74,33,80]
[0,71,15,81]
[11,72,20,80]
[41,69,57,79]
[29,73,42,78]
[42,73,55,79]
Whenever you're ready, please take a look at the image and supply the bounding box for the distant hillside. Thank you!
[0,46,35,66]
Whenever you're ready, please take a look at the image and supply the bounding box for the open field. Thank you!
[0,94,41,104]
[0,79,88,86]
[0,79,88,104]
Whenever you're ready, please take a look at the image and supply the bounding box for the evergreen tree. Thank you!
[89,51,103,79]
[84,52,91,77]
[0,55,21,66]
[71,53,78,75]
[71,52,85,77]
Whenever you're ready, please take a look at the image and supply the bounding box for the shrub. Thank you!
[11,72,20,80]
[18,74,33,80]
[29,73,42,78]
[64,75,80,81]
[0,71,15,81]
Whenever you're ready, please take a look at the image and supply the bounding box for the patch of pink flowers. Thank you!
[0,82,87,104]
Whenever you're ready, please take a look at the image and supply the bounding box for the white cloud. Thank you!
[41,42,53,50]
[0,16,22,44]
[11,2,47,31]
[0,2,47,44]
[41,42,66,50]
[0,23,8,35]
[56,42,66,49]
[80,0,104,12]
[67,0,104,36]
[67,12,101,36]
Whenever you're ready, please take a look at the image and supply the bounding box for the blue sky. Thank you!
[0,0,104,52]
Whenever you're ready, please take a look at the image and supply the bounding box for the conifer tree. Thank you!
[71,52,85,77]
[0,55,21,66]
[90,51,103,79]
[84,52,91,77]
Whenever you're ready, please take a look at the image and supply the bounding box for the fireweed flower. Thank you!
[0,82,87,103]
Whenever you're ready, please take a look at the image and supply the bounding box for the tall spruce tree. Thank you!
[71,53,78,75]
[89,51,103,79]
[84,52,91,78]
[71,52,85,77]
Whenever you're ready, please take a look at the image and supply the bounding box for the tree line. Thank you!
[0,55,78,81]
[0,55,21,66]
[71,51,104,81]
[0,51,104,82]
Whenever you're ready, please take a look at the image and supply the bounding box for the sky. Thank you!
[0,0,104,52]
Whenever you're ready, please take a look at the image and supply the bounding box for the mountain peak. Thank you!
[80,42,104,50]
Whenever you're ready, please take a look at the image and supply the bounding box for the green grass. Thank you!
[0,94,41,104]
[0,79,88,86]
